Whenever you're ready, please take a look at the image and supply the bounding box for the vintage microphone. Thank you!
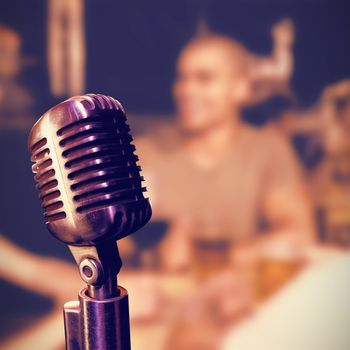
[28,94,152,350]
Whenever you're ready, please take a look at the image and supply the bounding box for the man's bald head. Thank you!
[173,33,251,132]
[180,33,250,78]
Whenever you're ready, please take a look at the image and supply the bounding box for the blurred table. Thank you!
[120,272,197,350]
[222,249,350,350]
[123,246,348,350]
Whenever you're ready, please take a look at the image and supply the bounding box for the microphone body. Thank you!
[28,94,152,350]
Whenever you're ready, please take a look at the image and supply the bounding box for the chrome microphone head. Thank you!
[28,94,152,246]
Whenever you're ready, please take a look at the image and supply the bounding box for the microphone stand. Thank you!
[64,242,131,350]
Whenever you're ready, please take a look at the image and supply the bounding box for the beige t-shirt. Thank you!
[135,122,303,242]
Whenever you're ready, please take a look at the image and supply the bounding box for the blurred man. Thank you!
[136,33,315,273]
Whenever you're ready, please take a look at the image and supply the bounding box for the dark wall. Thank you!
[0,0,349,116]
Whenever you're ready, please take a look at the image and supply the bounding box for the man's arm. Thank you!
[262,131,315,247]
[259,180,316,252]
[158,217,193,271]
[0,308,64,350]
[250,18,295,83]
[0,235,82,301]
[247,18,295,105]
[234,132,316,265]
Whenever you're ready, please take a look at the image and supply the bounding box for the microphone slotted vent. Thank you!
[30,137,66,222]
[57,96,146,214]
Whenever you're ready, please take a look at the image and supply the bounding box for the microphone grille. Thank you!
[30,137,66,222]
[57,96,145,214]
[29,94,152,244]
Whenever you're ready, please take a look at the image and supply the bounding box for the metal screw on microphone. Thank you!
[79,258,103,285]
[28,94,152,350]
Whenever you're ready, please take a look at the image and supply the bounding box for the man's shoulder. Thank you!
[241,124,302,181]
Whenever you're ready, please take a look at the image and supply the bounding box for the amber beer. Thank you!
[256,246,304,300]
[191,235,233,279]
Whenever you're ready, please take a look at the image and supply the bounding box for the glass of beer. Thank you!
[255,243,304,301]
[190,220,233,280]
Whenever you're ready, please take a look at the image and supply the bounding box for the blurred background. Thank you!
[0,0,350,349]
